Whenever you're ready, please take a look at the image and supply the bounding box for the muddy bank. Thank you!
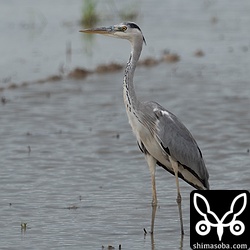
[0,50,199,93]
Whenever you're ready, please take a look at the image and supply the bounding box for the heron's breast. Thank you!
[127,109,171,167]
[125,106,143,139]
[143,135,171,169]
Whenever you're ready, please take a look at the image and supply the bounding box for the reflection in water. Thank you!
[149,205,184,250]
[81,32,96,56]
[150,206,156,250]
[151,204,157,233]
[150,232,155,250]
[180,234,184,250]
[151,233,183,250]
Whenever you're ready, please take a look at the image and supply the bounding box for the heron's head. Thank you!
[80,22,146,45]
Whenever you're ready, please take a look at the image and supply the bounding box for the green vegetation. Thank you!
[81,0,99,27]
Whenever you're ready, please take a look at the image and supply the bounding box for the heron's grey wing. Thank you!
[148,102,209,189]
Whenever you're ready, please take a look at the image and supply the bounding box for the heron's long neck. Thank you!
[123,40,142,111]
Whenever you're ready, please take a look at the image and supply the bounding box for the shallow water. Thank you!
[1,1,250,249]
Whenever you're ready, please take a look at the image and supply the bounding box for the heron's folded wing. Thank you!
[151,103,209,185]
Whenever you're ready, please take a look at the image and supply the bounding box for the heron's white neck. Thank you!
[123,38,143,111]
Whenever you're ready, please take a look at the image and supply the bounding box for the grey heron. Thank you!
[80,22,209,235]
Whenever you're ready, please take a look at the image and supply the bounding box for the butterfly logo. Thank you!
[193,193,247,241]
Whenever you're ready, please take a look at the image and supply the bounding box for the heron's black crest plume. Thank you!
[126,22,141,31]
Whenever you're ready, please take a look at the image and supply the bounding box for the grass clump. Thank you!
[81,0,99,27]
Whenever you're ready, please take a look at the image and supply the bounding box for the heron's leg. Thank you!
[145,154,157,206]
[145,154,157,233]
[169,156,184,235]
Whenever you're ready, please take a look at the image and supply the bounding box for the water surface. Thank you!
[0,1,250,249]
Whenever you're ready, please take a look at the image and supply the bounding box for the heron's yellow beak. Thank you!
[79,26,114,34]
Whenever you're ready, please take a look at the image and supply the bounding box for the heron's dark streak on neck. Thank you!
[123,39,143,112]
[123,53,136,108]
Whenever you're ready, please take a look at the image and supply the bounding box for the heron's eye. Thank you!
[121,26,127,31]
